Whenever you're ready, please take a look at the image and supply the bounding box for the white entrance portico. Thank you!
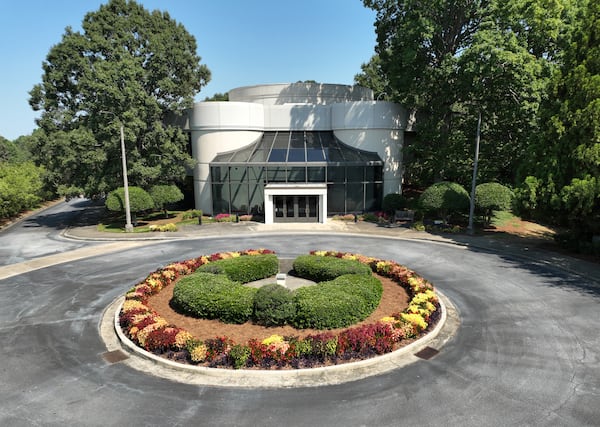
[264,184,327,224]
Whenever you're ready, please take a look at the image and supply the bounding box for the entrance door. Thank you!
[273,195,319,223]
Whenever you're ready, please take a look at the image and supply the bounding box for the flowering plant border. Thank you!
[118,248,440,369]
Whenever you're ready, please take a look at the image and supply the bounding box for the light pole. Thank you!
[467,110,481,235]
[118,123,134,232]
[102,111,133,232]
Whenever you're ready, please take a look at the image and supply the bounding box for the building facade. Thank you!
[187,83,408,223]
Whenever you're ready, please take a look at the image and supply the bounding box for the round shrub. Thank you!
[292,255,372,282]
[292,274,382,329]
[330,274,383,312]
[475,182,514,225]
[293,285,364,329]
[171,272,257,324]
[149,184,184,217]
[105,186,154,215]
[196,254,278,283]
[419,181,470,219]
[382,193,406,213]
[253,284,296,326]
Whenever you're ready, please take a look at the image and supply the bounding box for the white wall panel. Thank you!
[332,101,407,130]
[190,102,264,130]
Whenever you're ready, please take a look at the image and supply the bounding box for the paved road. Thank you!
[0,204,598,426]
[0,199,98,266]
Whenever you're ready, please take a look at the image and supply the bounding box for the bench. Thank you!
[394,210,415,222]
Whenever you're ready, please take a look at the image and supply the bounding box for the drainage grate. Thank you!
[414,346,439,360]
[102,350,129,364]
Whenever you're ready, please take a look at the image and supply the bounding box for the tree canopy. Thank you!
[29,0,210,196]
[149,184,184,217]
[518,0,599,237]
[360,0,577,187]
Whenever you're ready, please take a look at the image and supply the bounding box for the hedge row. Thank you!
[196,253,279,283]
[171,272,257,324]
[293,274,382,329]
[171,255,382,329]
[292,254,372,282]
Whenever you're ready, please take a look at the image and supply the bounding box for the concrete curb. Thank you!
[100,290,458,388]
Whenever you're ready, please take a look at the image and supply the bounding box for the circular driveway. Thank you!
[0,213,599,425]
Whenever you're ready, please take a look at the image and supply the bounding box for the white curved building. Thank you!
[188,83,408,223]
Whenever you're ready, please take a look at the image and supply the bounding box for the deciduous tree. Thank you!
[361,0,573,187]
[518,0,598,239]
[149,184,184,218]
[29,0,210,196]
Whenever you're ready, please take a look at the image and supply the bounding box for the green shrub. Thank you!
[173,254,381,330]
[292,274,382,329]
[229,344,251,369]
[182,209,203,220]
[361,212,380,223]
[330,274,383,312]
[149,184,184,218]
[292,255,371,282]
[293,285,362,329]
[171,272,257,324]
[419,181,469,220]
[0,162,44,219]
[475,182,514,226]
[253,284,296,326]
[106,186,154,213]
[382,193,406,213]
[196,254,279,283]
[105,186,154,226]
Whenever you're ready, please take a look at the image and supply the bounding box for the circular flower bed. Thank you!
[119,249,441,369]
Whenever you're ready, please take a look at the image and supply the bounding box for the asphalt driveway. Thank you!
[0,203,598,426]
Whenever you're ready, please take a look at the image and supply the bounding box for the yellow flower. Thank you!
[190,344,207,362]
[175,331,194,349]
[376,261,392,273]
[145,278,162,291]
[379,316,396,323]
[400,313,428,332]
[262,334,284,345]
[122,300,148,313]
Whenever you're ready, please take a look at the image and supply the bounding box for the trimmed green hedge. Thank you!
[292,274,382,329]
[171,253,382,329]
[292,255,372,282]
[196,254,278,283]
[253,284,296,326]
[171,272,257,324]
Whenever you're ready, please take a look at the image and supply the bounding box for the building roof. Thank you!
[211,131,382,166]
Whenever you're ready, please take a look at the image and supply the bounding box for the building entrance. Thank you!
[273,195,318,223]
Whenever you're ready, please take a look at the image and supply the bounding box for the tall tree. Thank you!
[361,0,571,187]
[519,0,598,237]
[354,55,391,101]
[29,0,210,196]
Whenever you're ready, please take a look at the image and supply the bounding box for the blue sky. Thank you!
[0,0,377,140]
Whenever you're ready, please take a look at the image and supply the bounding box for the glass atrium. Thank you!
[210,131,384,216]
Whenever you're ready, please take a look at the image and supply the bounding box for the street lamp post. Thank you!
[101,111,133,232]
[467,110,481,235]
[118,124,134,232]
